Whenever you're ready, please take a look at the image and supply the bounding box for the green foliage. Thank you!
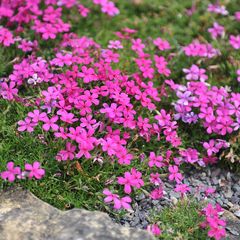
[150,198,208,240]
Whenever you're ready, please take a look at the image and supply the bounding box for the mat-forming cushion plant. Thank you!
[1,0,239,239]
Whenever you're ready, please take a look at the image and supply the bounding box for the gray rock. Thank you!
[224,210,240,240]
[232,184,240,192]
[224,188,234,199]
[226,227,239,236]
[234,210,240,218]
[0,188,153,240]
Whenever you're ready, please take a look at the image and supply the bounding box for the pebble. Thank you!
[234,210,240,218]
[226,227,239,236]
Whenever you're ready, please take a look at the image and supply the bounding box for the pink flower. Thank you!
[1,162,21,182]
[237,69,240,82]
[18,117,37,132]
[155,109,171,126]
[60,111,78,124]
[201,203,226,240]
[148,152,164,168]
[101,137,117,156]
[175,184,190,194]
[116,196,132,210]
[168,165,183,183]
[103,188,119,203]
[78,4,90,17]
[108,40,123,49]
[56,142,76,161]
[103,189,131,210]
[208,22,224,39]
[78,66,97,83]
[235,11,240,21]
[101,1,119,16]
[101,50,119,63]
[150,173,162,186]
[150,187,164,200]
[203,140,218,156]
[0,27,14,46]
[183,64,208,82]
[25,162,45,179]
[132,38,145,53]
[229,35,240,49]
[0,82,18,100]
[117,168,143,194]
[147,224,161,236]
[154,55,171,76]
[42,116,59,131]
[117,171,137,194]
[153,37,170,51]
[28,110,47,122]
[205,187,215,197]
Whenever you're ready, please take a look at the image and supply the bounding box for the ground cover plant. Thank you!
[0,0,240,239]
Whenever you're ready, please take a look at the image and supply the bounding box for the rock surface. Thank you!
[0,188,153,240]
[224,210,240,240]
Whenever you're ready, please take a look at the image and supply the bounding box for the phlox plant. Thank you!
[0,0,239,239]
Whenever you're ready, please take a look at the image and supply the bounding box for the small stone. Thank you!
[226,227,239,236]
[216,198,223,205]
[227,202,234,208]
[234,210,240,218]
[231,196,240,205]
[171,197,178,205]
[152,200,159,206]
[135,194,145,201]
[233,184,240,192]
[212,177,219,185]
[224,189,233,199]
[226,172,232,181]
[212,168,221,177]
[169,191,179,198]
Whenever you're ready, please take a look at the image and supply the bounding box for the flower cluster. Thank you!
[1,161,45,182]
[0,1,239,238]
[200,203,226,240]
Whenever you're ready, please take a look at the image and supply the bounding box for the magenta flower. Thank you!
[42,116,59,131]
[101,1,119,16]
[103,189,119,203]
[150,173,162,186]
[174,184,190,194]
[148,152,164,168]
[183,64,208,82]
[237,69,240,82]
[0,82,18,100]
[147,224,161,236]
[0,27,14,46]
[153,37,170,51]
[235,11,240,21]
[18,117,37,132]
[208,22,224,39]
[28,110,47,123]
[150,187,164,200]
[78,66,97,83]
[131,38,145,53]
[25,161,45,180]
[116,196,132,210]
[117,171,137,194]
[1,162,21,182]
[168,165,183,183]
[203,140,218,156]
[108,40,123,49]
[229,35,240,49]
